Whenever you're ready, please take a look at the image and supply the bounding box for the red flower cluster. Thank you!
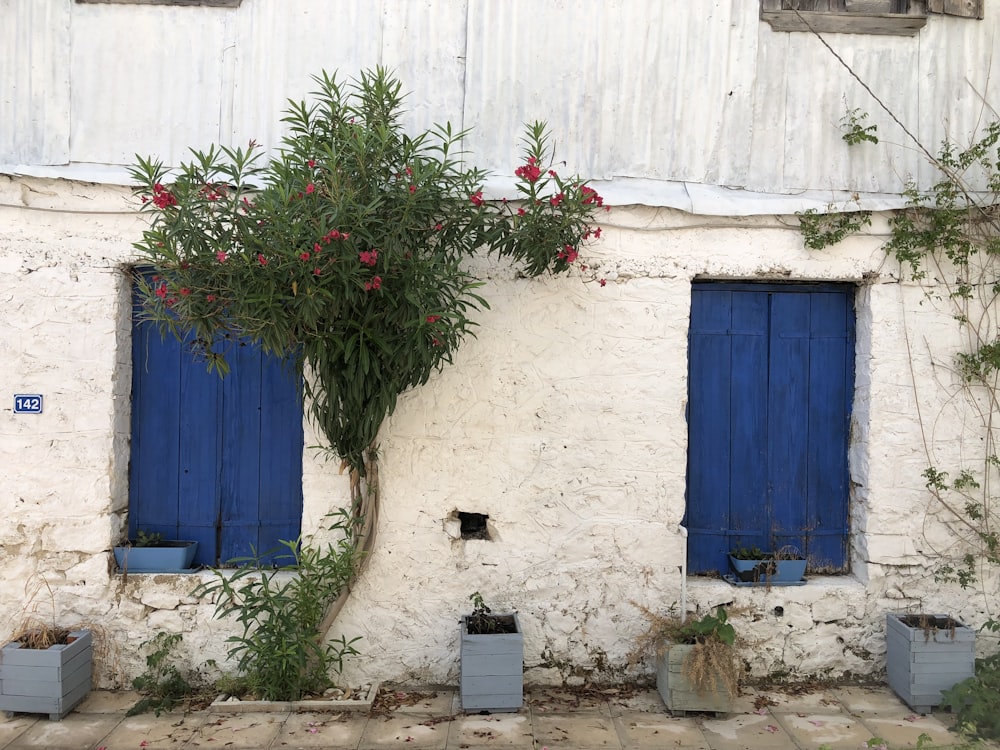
[321,228,349,243]
[359,249,378,267]
[470,191,484,207]
[426,315,441,323]
[557,245,579,263]
[515,156,541,183]
[151,183,177,209]
[581,185,604,207]
[365,276,382,291]
[549,193,564,207]
[199,184,226,202]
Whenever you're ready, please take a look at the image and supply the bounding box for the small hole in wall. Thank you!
[773,606,784,618]
[457,512,490,540]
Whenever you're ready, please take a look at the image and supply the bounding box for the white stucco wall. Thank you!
[0,175,995,690]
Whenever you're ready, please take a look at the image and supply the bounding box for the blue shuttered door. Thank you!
[686,283,854,574]
[130,289,303,567]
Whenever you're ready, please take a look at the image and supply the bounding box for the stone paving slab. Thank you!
[775,711,875,750]
[187,711,288,748]
[700,712,797,750]
[360,712,451,749]
[3,713,121,750]
[273,711,368,748]
[864,715,958,748]
[765,688,844,714]
[531,711,622,748]
[73,690,142,714]
[0,714,37,748]
[528,688,616,716]
[615,710,711,749]
[91,711,207,749]
[449,713,535,748]
[831,686,919,717]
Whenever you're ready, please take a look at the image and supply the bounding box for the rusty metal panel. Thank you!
[0,0,71,165]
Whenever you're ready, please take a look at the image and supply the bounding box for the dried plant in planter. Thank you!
[9,618,72,649]
[632,603,741,701]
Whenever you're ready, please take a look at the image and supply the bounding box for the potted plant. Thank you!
[460,592,523,713]
[727,544,806,585]
[0,624,93,720]
[886,613,975,713]
[114,529,199,573]
[633,603,740,715]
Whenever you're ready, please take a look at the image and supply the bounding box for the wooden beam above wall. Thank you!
[74,0,242,7]
[761,10,928,33]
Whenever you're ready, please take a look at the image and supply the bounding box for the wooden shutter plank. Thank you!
[727,291,770,554]
[219,341,264,565]
[927,0,984,17]
[176,339,222,566]
[256,357,303,566]
[129,312,182,540]
[805,292,853,571]
[686,290,736,574]
[768,293,811,554]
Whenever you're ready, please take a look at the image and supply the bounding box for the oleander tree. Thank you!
[128,66,606,633]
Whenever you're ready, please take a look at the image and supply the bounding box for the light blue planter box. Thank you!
[114,541,198,572]
[729,555,806,583]
[0,629,92,720]
[886,613,975,713]
[460,613,523,713]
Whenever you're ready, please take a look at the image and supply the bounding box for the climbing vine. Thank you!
[800,111,1000,740]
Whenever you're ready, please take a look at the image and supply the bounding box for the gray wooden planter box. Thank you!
[656,644,732,716]
[0,629,92,720]
[886,614,975,713]
[460,613,523,713]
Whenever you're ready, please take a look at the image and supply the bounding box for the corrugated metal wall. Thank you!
[2,0,998,204]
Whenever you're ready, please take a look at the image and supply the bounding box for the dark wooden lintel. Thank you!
[761,10,928,34]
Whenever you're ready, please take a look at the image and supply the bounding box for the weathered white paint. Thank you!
[2,0,998,690]
[1,175,996,689]
[2,1,999,206]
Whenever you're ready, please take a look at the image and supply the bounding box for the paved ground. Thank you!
[0,684,985,750]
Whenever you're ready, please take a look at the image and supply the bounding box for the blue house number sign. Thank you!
[14,394,43,414]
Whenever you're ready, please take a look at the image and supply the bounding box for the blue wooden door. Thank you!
[129,286,303,567]
[686,283,854,574]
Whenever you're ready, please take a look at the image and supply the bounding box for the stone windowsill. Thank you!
[762,10,928,35]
